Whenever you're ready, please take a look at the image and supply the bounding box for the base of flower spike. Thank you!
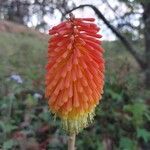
[61,108,95,134]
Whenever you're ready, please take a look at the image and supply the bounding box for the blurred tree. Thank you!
[0,0,29,24]
[0,0,75,30]
[116,0,150,88]
[142,1,150,88]
[65,0,150,88]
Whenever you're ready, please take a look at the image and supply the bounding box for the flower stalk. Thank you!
[68,133,76,150]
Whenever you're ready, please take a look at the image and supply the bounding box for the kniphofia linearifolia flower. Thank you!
[45,14,105,134]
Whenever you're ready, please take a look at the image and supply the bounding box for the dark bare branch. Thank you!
[65,4,146,69]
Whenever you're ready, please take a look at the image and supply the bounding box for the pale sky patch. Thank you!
[27,0,142,41]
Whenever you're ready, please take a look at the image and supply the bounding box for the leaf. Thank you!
[137,128,150,143]
[119,137,137,150]
[39,110,51,122]
[0,121,5,130]
[123,102,147,125]
[25,94,37,107]
[105,88,123,101]
[3,139,14,150]
[144,113,150,121]
[1,123,17,133]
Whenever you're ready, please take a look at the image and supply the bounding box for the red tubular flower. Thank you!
[45,14,105,134]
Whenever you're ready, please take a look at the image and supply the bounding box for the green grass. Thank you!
[0,32,139,84]
[0,32,139,93]
[0,32,47,91]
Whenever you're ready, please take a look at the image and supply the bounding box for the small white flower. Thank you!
[34,93,42,99]
[10,74,23,84]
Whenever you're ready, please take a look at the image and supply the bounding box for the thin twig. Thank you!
[64,4,146,69]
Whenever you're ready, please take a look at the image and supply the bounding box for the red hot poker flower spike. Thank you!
[45,14,105,134]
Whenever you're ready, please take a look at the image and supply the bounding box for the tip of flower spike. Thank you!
[69,13,75,21]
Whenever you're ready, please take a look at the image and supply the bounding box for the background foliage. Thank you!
[0,31,149,150]
[0,0,150,150]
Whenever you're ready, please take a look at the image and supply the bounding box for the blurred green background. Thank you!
[0,0,150,150]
